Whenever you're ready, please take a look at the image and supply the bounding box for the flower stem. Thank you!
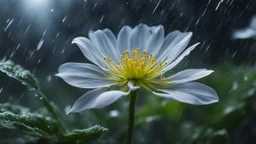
[34,90,67,133]
[125,90,137,144]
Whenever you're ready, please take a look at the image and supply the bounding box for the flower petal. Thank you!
[72,37,105,68]
[67,88,130,113]
[156,31,192,63]
[232,28,256,39]
[167,69,214,83]
[56,63,115,88]
[89,30,120,62]
[164,43,200,72]
[249,15,256,30]
[130,24,151,51]
[117,26,132,54]
[153,82,219,105]
[147,25,164,55]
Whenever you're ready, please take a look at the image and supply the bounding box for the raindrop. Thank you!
[46,117,51,120]
[65,105,71,113]
[109,110,119,117]
[247,88,255,96]
[62,16,67,23]
[224,106,234,114]
[42,29,47,37]
[16,44,20,50]
[47,75,52,82]
[244,75,248,81]
[152,0,161,14]
[56,32,60,38]
[145,116,158,123]
[232,81,238,91]
[36,39,44,51]
[61,49,65,54]
[40,97,43,100]
[215,0,224,11]
[93,3,97,11]
[232,51,237,58]
[4,18,14,32]
[17,19,23,27]
[51,9,54,12]
[24,24,31,36]
[10,51,15,58]
[100,15,104,23]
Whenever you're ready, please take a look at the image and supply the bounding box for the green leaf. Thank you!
[0,103,108,144]
[0,103,59,144]
[0,103,60,135]
[0,60,39,90]
[0,60,66,132]
[62,125,109,143]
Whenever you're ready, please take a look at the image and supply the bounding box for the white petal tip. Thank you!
[128,82,140,91]
[195,42,200,46]
[55,73,60,77]
[71,37,81,44]
[208,70,214,74]
[232,28,256,39]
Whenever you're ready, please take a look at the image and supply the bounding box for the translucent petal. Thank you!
[153,82,219,105]
[67,88,130,113]
[56,63,115,88]
[72,37,105,69]
[147,25,164,55]
[167,69,213,83]
[89,30,119,62]
[156,31,192,63]
[117,26,132,54]
[130,24,151,51]
[164,43,200,72]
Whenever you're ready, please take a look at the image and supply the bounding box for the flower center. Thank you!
[103,48,168,85]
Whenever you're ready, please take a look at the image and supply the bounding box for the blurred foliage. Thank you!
[0,60,108,144]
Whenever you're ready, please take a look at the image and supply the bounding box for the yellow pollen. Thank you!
[103,48,168,85]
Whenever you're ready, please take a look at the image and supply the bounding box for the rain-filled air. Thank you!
[0,0,256,144]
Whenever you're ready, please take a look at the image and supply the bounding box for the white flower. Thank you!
[232,15,256,39]
[56,24,219,114]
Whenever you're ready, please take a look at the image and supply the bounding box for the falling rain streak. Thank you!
[4,19,14,31]
[36,39,44,51]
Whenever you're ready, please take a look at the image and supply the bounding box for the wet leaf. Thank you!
[62,125,109,143]
[0,103,58,144]
[0,103,109,144]
[0,103,60,135]
[0,60,39,90]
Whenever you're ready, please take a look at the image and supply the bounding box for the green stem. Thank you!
[125,90,137,144]
[34,90,67,133]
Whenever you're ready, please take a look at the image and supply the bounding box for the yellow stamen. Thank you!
[103,48,169,87]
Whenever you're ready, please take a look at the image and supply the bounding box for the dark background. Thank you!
[1,0,256,69]
[1,0,256,144]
